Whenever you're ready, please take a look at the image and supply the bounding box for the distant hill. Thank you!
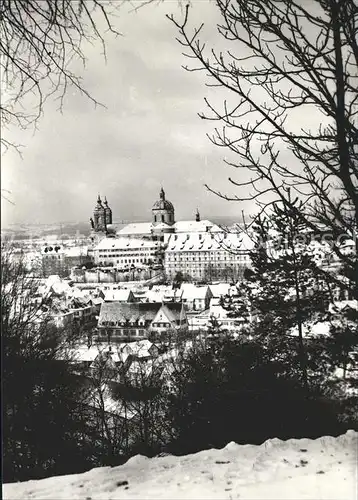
[2,215,246,240]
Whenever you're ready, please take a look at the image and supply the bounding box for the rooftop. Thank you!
[95,237,160,250]
[64,246,89,257]
[165,231,254,252]
[98,301,184,326]
[104,289,135,302]
[117,219,222,237]
[180,283,212,300]
[117,222,153,236]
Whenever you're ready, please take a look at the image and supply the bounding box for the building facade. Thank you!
[41,244,92,278]
[93,237,163,268]
[164,231,252,282]
[97,301,187,342]
[41,245,68,277]
[87,188,252,284]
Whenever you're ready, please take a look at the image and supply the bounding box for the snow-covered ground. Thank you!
[4,431,357,500]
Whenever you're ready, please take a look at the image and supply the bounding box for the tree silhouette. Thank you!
[1,0,120,152]
[2,245,95,481]
[169,0,357,297]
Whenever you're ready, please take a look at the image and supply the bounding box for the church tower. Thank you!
[104,197,112,225]
[93,195,106,232]
[152,187,175,227]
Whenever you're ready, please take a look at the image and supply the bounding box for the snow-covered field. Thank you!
[4,431,357,500]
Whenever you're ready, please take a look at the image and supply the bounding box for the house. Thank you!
[49,295,100,329]
[104,289,136,302]
[164,231,252,282]
[70,345,102,370]
[180,283,213,312]
[119,340,160,361]
[209,283,235,299]
[91,297,104,315]
[97,301,187,343]
[187,297,249,332]
[134,285,182,303]
[116,340,162,385]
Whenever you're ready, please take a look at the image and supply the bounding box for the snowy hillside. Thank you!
[4,431,357,500]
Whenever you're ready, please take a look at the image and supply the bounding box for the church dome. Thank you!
[152,188,174,211]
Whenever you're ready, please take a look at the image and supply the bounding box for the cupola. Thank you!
[152,187,175,227]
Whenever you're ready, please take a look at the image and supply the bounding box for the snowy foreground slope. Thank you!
[4,431,357,500]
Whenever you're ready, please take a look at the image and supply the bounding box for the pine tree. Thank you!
[234,201,333,388]
[207,314,222,337]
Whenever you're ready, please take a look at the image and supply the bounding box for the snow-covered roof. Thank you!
[64,246,89,257]
[98,302,184,327]
[46,275,62,285]
[174,220,219,233]
[69,287,94,299]
[72,345,101,362]
[142,286,181,303]
[209,303,231,319]
[289,321,331,338]
[45,275,73,295]
[209,283,232,298]
[117,222,153,236]
[104,289,134,302]
[91,297,104,306]
[119,339,157,360]
[180,283,212,300]
[329,300,358,313]
[152,222,172,230]
[94,237,160,250]
[165,231,253,252]
[118,219,228,237]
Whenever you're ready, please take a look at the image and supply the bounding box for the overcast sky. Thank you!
[2,1,264,227]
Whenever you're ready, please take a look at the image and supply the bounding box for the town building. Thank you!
[26,275,104,330]
[115,189,221,241]
[92,237,163,268]
[51,297,99,329]
[133,285,182,303]
[41,244,91,278]
[103,289,136,302]
[187,297,250,333]
[164,231,253,282]
[88,188,252,284]
[97,301,187,343]
[41,245,68,277]
[180,283,213,312]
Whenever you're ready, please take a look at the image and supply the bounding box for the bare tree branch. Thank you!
[168,0,358,296]
[0,0,122,153]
